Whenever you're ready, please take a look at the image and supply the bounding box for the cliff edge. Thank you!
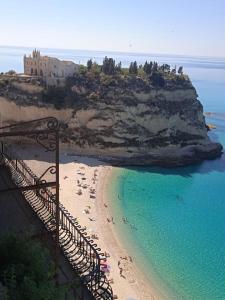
[0,71,222,167]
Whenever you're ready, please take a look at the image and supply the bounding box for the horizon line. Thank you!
[1,44,225,61]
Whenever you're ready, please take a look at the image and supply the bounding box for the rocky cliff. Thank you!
[0,73,222,166]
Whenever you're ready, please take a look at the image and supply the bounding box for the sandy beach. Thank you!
[20,148,161,300]
[58,153,162,300]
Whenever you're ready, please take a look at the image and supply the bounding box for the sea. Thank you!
[1,46,225,299]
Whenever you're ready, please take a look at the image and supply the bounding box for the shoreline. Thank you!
[21,149,164,299]
[97,166,164,300]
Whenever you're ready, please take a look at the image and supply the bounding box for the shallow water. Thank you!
[111,136,225,299]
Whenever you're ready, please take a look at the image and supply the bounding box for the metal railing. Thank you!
[0,143,113,300]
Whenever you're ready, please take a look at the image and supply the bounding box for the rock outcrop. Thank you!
[0,74,222,166]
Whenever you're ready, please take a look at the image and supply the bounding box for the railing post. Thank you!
[0,142,3,164]
[55,129,60,284]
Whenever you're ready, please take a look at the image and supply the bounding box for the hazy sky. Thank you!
[1,0,225,57]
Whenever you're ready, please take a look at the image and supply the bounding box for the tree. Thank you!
[102,56,108,74]
[108,58,116,75]
[149,61,153,73]
[102,57,116,75]
[133,61,138,74]
[129,62,133,74]
[171,65,177,74]
[161,64,170,73]
[152,61,158,72]
[7,70,16,75]
[87,59,93,70]
[115,61,122,73]
[178,66,183,75]
[143,61,153,74]
[129,61,138,74]
[78,64,87,75]
[143,61,148,73]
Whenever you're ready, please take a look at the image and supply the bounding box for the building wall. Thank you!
[24,50,78,82]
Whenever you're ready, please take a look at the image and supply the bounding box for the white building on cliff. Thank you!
[24,49,79,85]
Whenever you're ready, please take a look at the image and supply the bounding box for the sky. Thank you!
[0,0,225,57]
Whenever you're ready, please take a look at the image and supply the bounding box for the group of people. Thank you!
[118,255,133,279]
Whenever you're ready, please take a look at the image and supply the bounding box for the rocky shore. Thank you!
[107,142,223,167]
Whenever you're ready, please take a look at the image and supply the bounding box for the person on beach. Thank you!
[108,278,114,284]
[104,251,110,258]
[130,224,137,230]
[122,216,128,224]
[119,267,125,278]
[120,256,128,260]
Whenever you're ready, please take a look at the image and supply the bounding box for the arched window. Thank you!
[31,68,33,75]
[40,69,43,76]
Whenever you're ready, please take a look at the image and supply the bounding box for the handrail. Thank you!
[0,143,113,299]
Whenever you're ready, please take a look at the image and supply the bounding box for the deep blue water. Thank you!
[1,46,225,299]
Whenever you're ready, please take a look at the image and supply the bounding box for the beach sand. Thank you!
[22,150,161,300]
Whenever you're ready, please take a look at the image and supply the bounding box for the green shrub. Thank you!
[0,234,65,300]
[42,87,67,109]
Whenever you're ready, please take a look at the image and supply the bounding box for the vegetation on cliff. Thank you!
[41,58,191,109]
[0,58,192,109]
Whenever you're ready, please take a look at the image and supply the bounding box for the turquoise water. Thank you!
[1,46,225,299]
[109,82,225,298]
[111,139,225,299]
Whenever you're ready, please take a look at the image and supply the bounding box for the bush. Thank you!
[150,72,165,87]
[7,70,16,75]
[42,87,67,109]
[0,79,7,88]
[0,234,65,300]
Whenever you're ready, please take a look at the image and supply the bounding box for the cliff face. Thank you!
[0,75,222,166]
[75,88,205,147]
